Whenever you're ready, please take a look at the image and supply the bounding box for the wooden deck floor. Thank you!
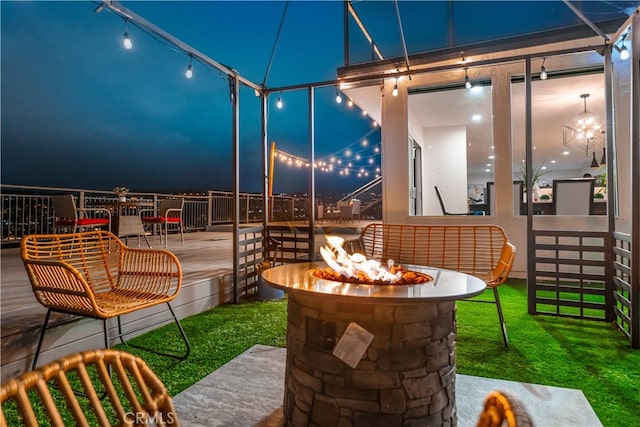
[0,223,368,381]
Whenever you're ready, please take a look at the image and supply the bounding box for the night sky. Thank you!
[2,1,634,195]
[1,1,380,195]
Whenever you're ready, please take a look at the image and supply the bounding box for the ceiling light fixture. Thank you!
[392,78,399,97]
[185,56,193,79]
[335,90,342,104]
[590,152,600,169]
[276,96,283,109]
[600,148,606,166]
[122,20,133,50]
[562,93,605,156]
[464,68,472,89]
[540,58,548,80]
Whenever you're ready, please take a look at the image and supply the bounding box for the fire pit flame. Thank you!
[320,236,403,283]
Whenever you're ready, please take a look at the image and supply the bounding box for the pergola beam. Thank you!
[97,1,261,92]
[562,0,609,42]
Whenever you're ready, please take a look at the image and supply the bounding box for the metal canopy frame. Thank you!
[96,2,637,331]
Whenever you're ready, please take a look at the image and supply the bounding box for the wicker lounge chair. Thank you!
[21,230,190,370]
[0,349,179,426]
[476,390,533,427]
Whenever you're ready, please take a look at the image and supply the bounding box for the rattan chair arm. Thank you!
[22,259,99,301]
[163,208,183,216]
[75,207,112,220]
[487,242,516,287]
[138,207,156,216]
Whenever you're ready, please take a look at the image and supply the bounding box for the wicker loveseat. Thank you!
[347,223,516,346]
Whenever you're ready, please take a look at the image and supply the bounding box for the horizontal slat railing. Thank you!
[612,232,637,348]
[530,229,613,321]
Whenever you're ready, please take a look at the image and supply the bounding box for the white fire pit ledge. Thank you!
[261,261,486,427]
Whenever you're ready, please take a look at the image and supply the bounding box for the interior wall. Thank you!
[421,126,468,215]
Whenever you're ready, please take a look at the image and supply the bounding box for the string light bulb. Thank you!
[464,68,472,89]
[276,96,283,109]
[619,32,630,60]
[392,78,399,97]
[122,20,133,50]
[185,56,193,79]
[335,90,342,104]
[620,45,629,60]
[540,58,548,80]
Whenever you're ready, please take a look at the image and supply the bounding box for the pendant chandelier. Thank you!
[562,93,605,156]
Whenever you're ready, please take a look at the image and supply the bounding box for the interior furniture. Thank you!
[552,178,595,215]
[347,223,515,346]
[21,230,190,370]
[141,199,185,247]
[0,349,178,426]
[486,181,525,215]
[51,194,111,234]
[434,186,477,215]
[476,390,533,427]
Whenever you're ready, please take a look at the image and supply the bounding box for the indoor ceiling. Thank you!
[344,54,608,180]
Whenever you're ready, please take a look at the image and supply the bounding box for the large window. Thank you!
[408,83,494,216]
[511,53,606,216]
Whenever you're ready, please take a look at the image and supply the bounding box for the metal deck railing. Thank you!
[0,184,308,244]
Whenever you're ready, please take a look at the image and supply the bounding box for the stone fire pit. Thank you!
[261,261,486,427]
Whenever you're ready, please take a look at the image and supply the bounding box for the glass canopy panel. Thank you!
[348,1,639,65]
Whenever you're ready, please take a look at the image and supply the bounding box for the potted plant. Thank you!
[519,161,546,201]
[113,186,129,202]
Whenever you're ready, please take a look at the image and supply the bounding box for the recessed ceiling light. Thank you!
[550,160,557,164]
[541,166,547,170]
[562,151,570,156]
[486,163,491,166]
[488,155,495,159]
[472,114,482,121]
[485,169,491,172]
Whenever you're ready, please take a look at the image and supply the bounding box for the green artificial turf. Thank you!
[114,280,639,426]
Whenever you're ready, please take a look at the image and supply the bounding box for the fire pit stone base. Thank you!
[284,291,458,427]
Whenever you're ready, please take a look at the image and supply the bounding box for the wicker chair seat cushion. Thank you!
[55,218,110,227]
[142,216,181,223]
